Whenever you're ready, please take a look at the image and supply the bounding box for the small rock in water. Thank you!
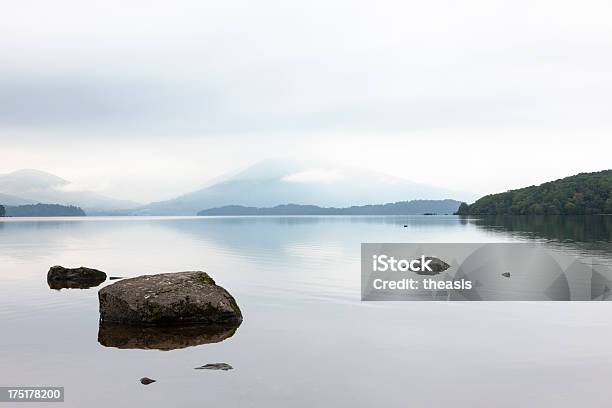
[413,257,451,276]
[140,377,156,385]
[48,265,107,282]
[403,225,408,227]
[195,363,233,371]
[502,272,511,278]
[47,266,107,290]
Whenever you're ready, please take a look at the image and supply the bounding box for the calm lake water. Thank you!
[1,215,612,407]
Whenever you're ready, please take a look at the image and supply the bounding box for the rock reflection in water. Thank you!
[47,277,106,290]
[98,322,240,351]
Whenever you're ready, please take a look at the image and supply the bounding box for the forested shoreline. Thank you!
[457,170,612,215]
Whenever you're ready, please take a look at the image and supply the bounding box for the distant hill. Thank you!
[457,170,612,215]
[0,169,68,193]
[5,203,86,217]
[0,169,139,212]
[198,200,462,216]
[0,192,35,206]
[134,159,470,215]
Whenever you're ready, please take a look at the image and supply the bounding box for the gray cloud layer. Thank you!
[1,0,610,138]
[0,0,611,201]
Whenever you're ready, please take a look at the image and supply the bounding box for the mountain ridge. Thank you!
[0,169,140,212]
[0,192,35,206]
[197,200,462,216]
[0,160,472,215]
[0,169,68,193]
[131,159,470,215]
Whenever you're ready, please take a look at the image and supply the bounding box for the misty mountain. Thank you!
[197,200,463,216]
[0,192,35,206]
[134,160,469,215]
[0,169,68,193]
[0,169,140,212]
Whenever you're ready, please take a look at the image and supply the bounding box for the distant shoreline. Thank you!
[0,203,85,217]
[196,200,462,216]
[1,214,611,222]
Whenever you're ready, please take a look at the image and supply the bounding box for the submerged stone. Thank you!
[98,271,242,326]
[195,363,233,371]
[414,257,451,276]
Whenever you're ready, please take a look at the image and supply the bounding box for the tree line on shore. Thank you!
[457,170,612,215]
[0,203,85,217]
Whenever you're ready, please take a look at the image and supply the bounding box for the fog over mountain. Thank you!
[0,192,35,206]
[0,161,474,216]
[2,1,611,202]
[132,160,471,216]
[0,169,139,212]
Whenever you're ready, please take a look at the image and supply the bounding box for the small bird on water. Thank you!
[140,377,156,385]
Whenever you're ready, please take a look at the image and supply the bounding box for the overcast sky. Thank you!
[1,0,611,202]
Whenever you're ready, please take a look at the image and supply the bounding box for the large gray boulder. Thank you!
[98,271,242,326]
